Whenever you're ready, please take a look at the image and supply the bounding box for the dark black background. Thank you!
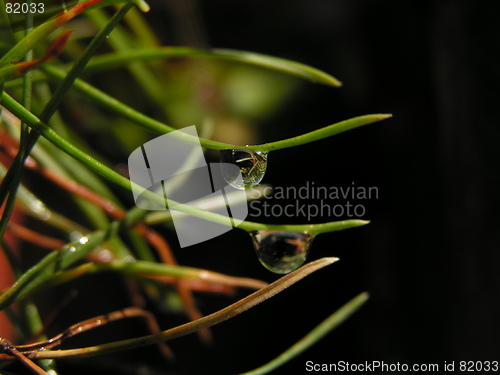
[165,1,500,374]
[15,1,499,374]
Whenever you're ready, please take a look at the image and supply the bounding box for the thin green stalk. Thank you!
[143,184,272,225]
[0,2,134,242]
[0,0,16,50]
[0,0,102,68]
[0,162,88,233]
[239,292,369,375]
[0,9,34,243]
[12,257,339,360]
[82,47,343,86]
[39,211,88,235]
[0,225,115,310]
[87,8,168,109]
[42,64,391,151]
[0,249,62,310]
[0,91,370,236]
[123,7,161,48]
[33,128,120,206]
[251,114,391,152]
[104,259,234,280]
[0,0,145,68]
[2,231,270,306]
[38,2,134,127]
[2,18,58,365]
[1,111,115,205]
[21,0,33,136]
[20,301,58,372]
[119,132,215,229]
[125,230,156,261]
[16,3,33,202]
[0,156,23,239]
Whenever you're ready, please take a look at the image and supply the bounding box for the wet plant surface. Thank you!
[3,1,498,374]
[0,1,388,373]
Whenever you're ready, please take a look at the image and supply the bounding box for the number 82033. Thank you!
[6,2,45,14]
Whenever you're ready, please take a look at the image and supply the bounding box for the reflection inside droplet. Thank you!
[250,231,315,274]
[220,149,268,190]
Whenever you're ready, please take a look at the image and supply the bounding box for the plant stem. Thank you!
[1,91,370,235]
[0,257,338,360]
[0,8,34,244]
[0,3,135,244]
[239,292,369,375]
[42,65,391,152]
[82,47,343,86]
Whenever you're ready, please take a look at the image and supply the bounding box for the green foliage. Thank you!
[0,1,389,373]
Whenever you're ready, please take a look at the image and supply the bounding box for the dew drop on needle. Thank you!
[250,231,315,274]
[220,149,268,190]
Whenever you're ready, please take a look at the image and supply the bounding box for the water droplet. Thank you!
[122,255,136,264]
[79,236,89,245]
[93,248,113,263]
[70,231,83,242]
[250,231,315,274]
[32,201,51,220]
[70,232,89,245]
[220,149,268,190]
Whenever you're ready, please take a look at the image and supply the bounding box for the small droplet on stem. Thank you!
[220,149,268,190]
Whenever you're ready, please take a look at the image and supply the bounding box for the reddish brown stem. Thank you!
[0,338,47,375]
[16,31,73,76]
[143,274,236,295]
[1,140,212,341]
[6,222,66,249]
[12,307,174,360]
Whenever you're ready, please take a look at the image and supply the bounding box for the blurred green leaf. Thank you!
[0,0,15,50]
[0,0,134,68]
[83,47,342,86]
